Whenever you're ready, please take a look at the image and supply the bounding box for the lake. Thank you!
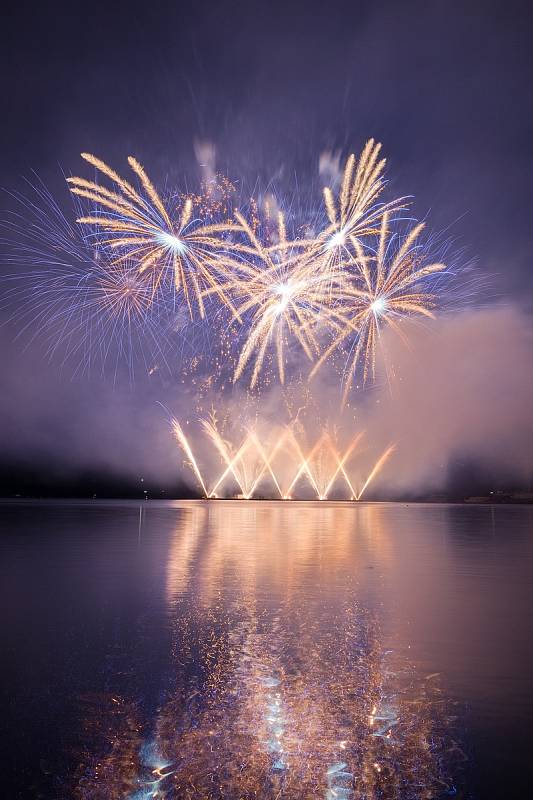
[1,500,532,798]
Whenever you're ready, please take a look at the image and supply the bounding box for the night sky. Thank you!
[1,0,533,497]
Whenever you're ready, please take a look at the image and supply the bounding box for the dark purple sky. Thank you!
[1,0,532,495]
[2,0,532,296]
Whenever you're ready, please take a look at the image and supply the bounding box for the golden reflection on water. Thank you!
[75,502,458,799]
[166,502,395,604]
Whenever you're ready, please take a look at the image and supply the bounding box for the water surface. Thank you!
[1,500,532,798]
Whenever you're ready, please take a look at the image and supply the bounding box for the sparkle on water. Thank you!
[3,500,532,799]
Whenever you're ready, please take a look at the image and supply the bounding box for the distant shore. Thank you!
[1,494,533,505]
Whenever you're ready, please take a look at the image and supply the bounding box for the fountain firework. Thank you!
[172,416,395,500]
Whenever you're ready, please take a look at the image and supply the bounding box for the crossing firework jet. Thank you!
[171,412,396,501]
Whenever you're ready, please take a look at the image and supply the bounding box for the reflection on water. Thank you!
[2,500,532,799]
[73,503,459,799]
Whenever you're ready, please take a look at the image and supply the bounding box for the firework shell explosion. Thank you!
[2,139,452,497]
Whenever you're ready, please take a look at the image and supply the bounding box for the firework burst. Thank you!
[2,138,451,401]
[224,211,348,387]
[310,212,446,402]
[1,181,172,377]
[221,140,416,390]
[67,154,245,318]
[316,139,408,282]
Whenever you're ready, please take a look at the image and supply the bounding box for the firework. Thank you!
[223,140,414,390]
[172,419,209,496]
[67,154,245,318]
[172,413,394,501]
[225,211,348,387]
[1,181,172,377]
[2,138,451,403]
[310,212,446,402]
[201,415,262,499]
[317,139,408,281]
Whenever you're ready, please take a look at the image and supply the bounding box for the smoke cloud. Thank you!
[194,139,217,186]
[365,305,533,493]
[1,305,532,497]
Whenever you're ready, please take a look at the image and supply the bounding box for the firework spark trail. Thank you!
[201,419,273,498]
[283,430,325,499]
[310,212,446,402]
[1,182,174,378]
[207,434,256,498]
[247,431,284,498]
[68,154,246,318]
[3,137,451,412]
[172,419,208,497]
[172,416,395,501]
[204,426,284,499]
[322,432,364,499]
[225,211,345,388]
[201,418,248,496]
[355,444,396,501]
[316,138,409,283]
